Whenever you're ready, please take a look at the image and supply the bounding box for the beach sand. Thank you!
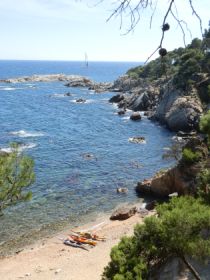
[0,211,152,280]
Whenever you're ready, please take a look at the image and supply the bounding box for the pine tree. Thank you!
[0,143,35,215]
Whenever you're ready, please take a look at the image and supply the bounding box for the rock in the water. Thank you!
[130,112,141,121]
[64,92,72,96]
[82,153,95,160]
[110,207,137,220]
[118,110,126,115]
[116,188,128,193]
[129,137,146,144]
[109,94,124,103]
[76,98,86,103]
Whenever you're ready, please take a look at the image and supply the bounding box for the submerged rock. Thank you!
[64,92,72,96]
[110,207,137,220]
[76,98,86,103]
[81,153,95,160]
[129,137,146,144]
[116,188,128,193]
[118,110,126,115]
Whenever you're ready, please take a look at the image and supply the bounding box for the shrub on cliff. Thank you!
[103,197,210,280]
[200,110,210,146]
[0,143,35,215]
[182,148,202,165]
[197,169,210,204]
[127,24,210,92]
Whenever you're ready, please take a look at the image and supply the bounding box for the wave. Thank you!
[0,143,37,153]
[9,130,44,138]
[122,116,130,120]
[26,84,36,88]
[50,93,66,98]
[0,87,16,91]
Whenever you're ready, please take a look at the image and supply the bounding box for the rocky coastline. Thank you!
[0,74,113,93]
[109,74,205,132]
[108,72,210,199]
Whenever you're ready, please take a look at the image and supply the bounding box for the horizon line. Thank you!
[0,58,143,63]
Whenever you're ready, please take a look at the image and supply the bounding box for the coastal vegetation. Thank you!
[0,143,35,215]
[200,110,210,146]
[103,196,210,280]
[127,24,210,95]
[103,24,210,280]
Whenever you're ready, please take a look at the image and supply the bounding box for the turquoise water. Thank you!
[0,60,174,253]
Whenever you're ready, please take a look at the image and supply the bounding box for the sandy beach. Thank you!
[0,210,151,280]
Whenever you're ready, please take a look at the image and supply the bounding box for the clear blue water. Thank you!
[0,60,174,252]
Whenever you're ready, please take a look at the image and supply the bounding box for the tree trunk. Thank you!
[181,255,202,280]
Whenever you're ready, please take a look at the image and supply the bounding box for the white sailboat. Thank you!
[85,52,88,68]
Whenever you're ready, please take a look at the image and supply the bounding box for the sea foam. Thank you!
[0,143,37,153]
[10,130,44,138]
[0,87,16,91]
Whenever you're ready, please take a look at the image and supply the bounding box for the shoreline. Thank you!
[0,204,153,280]
[0,200,143,258]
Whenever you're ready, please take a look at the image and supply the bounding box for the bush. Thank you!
[182,148,201,164]
[200,110,210,145]
[197,169,210,203]
[103,197,210,280]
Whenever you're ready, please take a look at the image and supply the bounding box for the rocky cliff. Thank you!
[110,75,204,132]
[136,137,209,197]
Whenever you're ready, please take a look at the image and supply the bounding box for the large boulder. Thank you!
[153,84,203,132]
[109,94,124,103]
[136,137,208,197]
[130,112,141,121]
[128,87,159,111]
[110,207,137,220]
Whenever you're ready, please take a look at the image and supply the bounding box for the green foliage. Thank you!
[0,143,35,215]
[199,110,210,145]
[173,48,204,90]
[103,236,147,280]
[182,148,201,165]
[103,197,210,280]
[189,38,202,49]
[127,25,210,93]
[127,48,185,81]
[197,169,210,203]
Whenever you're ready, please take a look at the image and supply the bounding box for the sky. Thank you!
[0,0,209,62]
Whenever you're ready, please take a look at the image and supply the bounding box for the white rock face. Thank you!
[154,83,203,131]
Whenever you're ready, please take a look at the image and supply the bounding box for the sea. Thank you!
[0,60,174,254]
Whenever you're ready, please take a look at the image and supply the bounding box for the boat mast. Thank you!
[85,52,88,68]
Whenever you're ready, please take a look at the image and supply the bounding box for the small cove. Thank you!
[0,60,175,255]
